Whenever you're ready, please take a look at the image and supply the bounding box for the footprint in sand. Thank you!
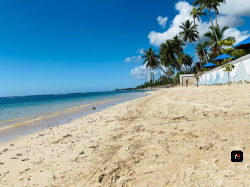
[215,158,230,170]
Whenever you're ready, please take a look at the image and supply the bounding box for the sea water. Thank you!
[0,90,149,130]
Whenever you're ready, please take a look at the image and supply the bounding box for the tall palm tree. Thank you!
[212,0,226,26]
[142,47,173,84]
[190,6,208,63]
[179,20,200,68]
[193,0,226,42]
[179,20,198,50]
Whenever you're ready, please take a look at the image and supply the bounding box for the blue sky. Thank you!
[0,0,249,96]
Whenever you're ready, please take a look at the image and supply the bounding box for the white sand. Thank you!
[0,85,250,186]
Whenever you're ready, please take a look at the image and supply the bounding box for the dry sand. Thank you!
[0,85,250,186]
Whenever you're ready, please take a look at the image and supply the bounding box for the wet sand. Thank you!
[0,85,250,186]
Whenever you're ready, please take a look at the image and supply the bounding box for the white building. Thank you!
[148,72,154,82]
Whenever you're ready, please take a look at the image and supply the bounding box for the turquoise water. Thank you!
[0,90,148,129]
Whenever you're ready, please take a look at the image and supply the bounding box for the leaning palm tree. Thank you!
[193,0,226,42]
[172,35,186,55]
[176,52,193,73]
[190,6,208,63]
[142,47,159,69]
[159,40,179,84]
[171,36,190,74]
[159,40,176,69]
[142,47,173,84]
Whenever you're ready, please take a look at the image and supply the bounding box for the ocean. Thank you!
[0,90,149,142]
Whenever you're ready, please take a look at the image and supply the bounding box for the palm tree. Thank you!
[159,39,185,77]
[193,0,225,42]
[176,53,193,72]
[212,0,226,26]
[179,20,200,68]
[204,25,236,66]
[190,7,208,63]
[142,47,159,69]
[195,43,208,63]
[159,40,179,84]
[142,47,173,84]
[179,20,198,49]
[203,25,230,57]
[172,35,186,55]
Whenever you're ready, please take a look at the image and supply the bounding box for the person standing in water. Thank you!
[186,79,189,87]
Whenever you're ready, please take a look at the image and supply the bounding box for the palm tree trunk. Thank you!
[214,47,217,67]
[157,65,177,85]
[194,18,209,64]
[191,43,202,69]
[165,66,179,84]
[228,71,230,86]
[208,9,219,42]
[215,13,218,27]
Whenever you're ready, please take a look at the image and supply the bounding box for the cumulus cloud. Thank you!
[148,1,193,46]
[224,28,250,43]
[124,55,142,63]
[218,0,250,17]
[148,1,250,46]
[124,48,145,62]
[157,16,168,28]
[130,64,159,79]
[136,48,145,54]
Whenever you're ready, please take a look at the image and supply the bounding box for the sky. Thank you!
[0,0,250,96]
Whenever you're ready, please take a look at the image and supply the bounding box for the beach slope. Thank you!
[1,85,250,186]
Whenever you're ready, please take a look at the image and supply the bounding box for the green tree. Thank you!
[179,20,199,67]
[142,47,173,84]
[203,25,235,64]
[159,40,181,84]
[193,67,201,87]
[195,43,208,63]
[179,20,198,49]
[176,53,193,72]
[212,0,226,26]
[221,63,235,86]
[190,6,208,63]
[172,35,186,55]
[193,0,226,42]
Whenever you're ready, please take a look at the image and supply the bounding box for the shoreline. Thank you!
[0,85,250,186]
[0,91,150,143]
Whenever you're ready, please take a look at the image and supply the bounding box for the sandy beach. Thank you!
[1,85,250,186]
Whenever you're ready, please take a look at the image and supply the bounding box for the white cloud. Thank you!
[130,64,159,79]
[125,48,145,62]
[218,0,250,17]
[224,28,250,44]
[124,55,142,63]
[148,1,250,46]
[136,48,145,54]
[148,1,193,46]
[157,16,168,28]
